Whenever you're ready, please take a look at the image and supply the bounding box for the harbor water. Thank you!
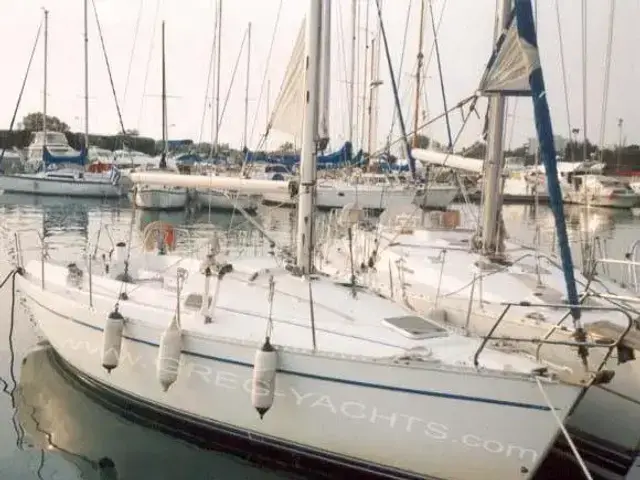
[0,192,638,479]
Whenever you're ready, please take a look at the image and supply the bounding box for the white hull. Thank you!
[322,222,640,455]
[502,176,548,200]
[196,189,261,212]
[17,345,297,480]
[0,173,123,198]
[265,183,418,211]
[16,256,585,480]
[413,185,460,209]
[563,191,638,209]
[134,188,188,210]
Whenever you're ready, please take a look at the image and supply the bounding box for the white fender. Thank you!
[101,309,125,373]
[251,338,278,419]
[156,316,182,392]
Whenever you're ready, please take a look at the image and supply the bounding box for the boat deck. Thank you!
[22,253,558,377]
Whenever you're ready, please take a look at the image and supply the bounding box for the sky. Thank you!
[1,0,638,155]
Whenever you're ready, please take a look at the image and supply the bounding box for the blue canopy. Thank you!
[43,147,86,167]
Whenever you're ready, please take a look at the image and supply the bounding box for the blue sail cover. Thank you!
[244,141,364,170]
[480,0,580,319]
[43,147,86,167]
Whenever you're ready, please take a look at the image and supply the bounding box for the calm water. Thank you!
[0,193,638,479]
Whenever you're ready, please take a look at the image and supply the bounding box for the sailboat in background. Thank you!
[0,6,123,199]
[251,6,457,211]
[14,2,632,478]
[133,21,189,211]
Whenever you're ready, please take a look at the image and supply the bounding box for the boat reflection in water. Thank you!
[14,344,297,480]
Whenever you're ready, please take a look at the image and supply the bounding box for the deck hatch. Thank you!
[184,293,212,310]
[382,315,449,340]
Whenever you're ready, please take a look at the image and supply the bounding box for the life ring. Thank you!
[143,221,176,252]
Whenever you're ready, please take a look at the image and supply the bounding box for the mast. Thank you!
[160,21,167,168]
[295,0,323,274]
[208,1,219,160]
[359,0,370,150]
[369,34,381,154]
[480,0,511,257]
[214,0,222,156]
[43,9,49,150]
[242,22,251,151]
[375,0,414,176]
[318,0,331,150]
[83,0,89,153]
[348,0,356,144]
[366,38,376,155]
[616,118,623,170]
[412,0,425,149]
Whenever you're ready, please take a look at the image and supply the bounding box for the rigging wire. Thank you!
[217,28,249,133]
[388,0,412,144]
[0,18,42,164]
[91,0,127,135]
[554,0,573,142]
[335,1,350,140]
[597,0,616,162]
[122,0,144,113]
[208,0,220,159]
[136,0,162,130]
[198,5,218,146]
[428,0,452,150]
[416,0,447,141]
[248,0,284,149]
[580,0,588,160]
[374,0,413,175]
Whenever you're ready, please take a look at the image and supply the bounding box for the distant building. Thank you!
[528,135,568,156]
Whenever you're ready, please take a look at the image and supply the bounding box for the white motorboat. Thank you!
[563,163,639,208]
[24,131,80,171]
[13,3,621,479]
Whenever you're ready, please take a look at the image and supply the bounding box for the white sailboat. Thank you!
[260,14,433,212]
[323,0,640,470]
[133,22,188,212]
[0,8,123,199]
[14,2,622,478]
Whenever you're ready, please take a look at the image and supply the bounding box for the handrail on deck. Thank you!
[473,301,635,377]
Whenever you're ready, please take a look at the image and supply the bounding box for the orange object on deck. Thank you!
[87,162,111,173]
[143,221,176,252]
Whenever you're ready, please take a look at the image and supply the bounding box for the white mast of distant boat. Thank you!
[83,0,90,155]
[43,9,49,154]
[159,21,168,169]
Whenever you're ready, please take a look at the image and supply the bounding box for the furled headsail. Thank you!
[267,20,306,141]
